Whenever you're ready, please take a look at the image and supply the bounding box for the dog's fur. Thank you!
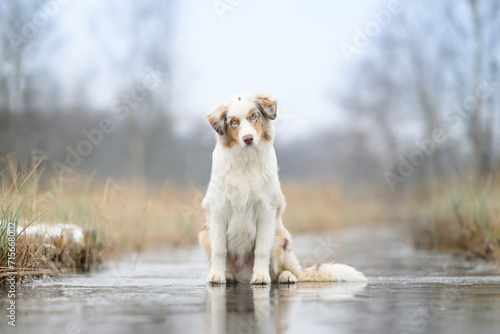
[199,92,367,284]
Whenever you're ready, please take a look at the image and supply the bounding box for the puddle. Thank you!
[1,227,500,334]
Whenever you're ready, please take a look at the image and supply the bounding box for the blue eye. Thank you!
[250,115,256,120]
[231,119,237,124]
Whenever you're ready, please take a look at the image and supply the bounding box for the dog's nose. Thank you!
[243,135,254,145]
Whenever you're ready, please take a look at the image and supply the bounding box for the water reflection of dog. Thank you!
[205,282,367,334]
[206,285,277,334]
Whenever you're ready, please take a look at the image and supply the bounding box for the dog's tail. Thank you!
[297,263,367,282]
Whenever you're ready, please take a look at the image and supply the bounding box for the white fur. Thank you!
[298,263,367,282]
[329,264,368,282]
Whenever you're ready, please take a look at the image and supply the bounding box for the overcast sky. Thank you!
[45,0,390,139]
[171,0,388,138]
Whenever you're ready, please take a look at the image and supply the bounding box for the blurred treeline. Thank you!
[339,0,500,192]
[1,0,499,194]
[0,1,188,182]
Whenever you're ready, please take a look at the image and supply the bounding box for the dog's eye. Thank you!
[230,119,237,125]
[250,115,256,120]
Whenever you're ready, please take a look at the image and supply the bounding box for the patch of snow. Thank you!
[10,222,85,243]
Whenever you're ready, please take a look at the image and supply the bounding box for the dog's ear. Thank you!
[206,104,228,136]
[255,94,277,120]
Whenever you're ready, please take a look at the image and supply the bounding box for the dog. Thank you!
[199,92,367,284]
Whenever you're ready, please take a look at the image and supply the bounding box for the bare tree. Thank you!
[0,0,45,113]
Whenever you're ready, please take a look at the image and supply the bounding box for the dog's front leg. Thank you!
[207,212,228,284]
[251,212,275,285]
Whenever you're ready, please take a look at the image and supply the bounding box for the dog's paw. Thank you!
[250,273,271,285]
[207,271,226,284]
[278,270,297,284]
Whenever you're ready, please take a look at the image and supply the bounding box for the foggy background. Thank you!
[1,0,499,194]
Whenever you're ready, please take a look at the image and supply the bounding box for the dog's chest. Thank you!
[222,168,273,256]
[209,144,279,258]
[225,197,263,257]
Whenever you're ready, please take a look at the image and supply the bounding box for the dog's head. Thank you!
[206,93,277,148]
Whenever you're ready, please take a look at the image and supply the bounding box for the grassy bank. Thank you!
[0,159,104,284]
[409,178,500,263]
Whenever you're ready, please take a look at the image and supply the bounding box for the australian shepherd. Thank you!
[199,92,367,284]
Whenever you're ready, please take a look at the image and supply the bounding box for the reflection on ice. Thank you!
[5,227,500,334]
[206,285,276,334]
[205,281,368,334]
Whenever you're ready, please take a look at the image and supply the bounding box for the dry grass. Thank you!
[28,174,500,269]
[409,178,500,263]
[282,183,388,232]
[35,180,386,253]
[1,164,389,285]
[0,157,104,284]
[1,155,391,285]
[6,151,500,285]
[42,178,203,252]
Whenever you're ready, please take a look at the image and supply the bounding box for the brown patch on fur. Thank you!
[282,239,288,251]
[315,264,321,270]
[206,104,227,136]
[246,109,273,144]
[273,227,291,272]
[238,96,241,101]
[261,121,272,143]
[255,94,277,120]
[221,116,240,148]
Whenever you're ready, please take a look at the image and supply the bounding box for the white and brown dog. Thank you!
[199,92,367,284]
